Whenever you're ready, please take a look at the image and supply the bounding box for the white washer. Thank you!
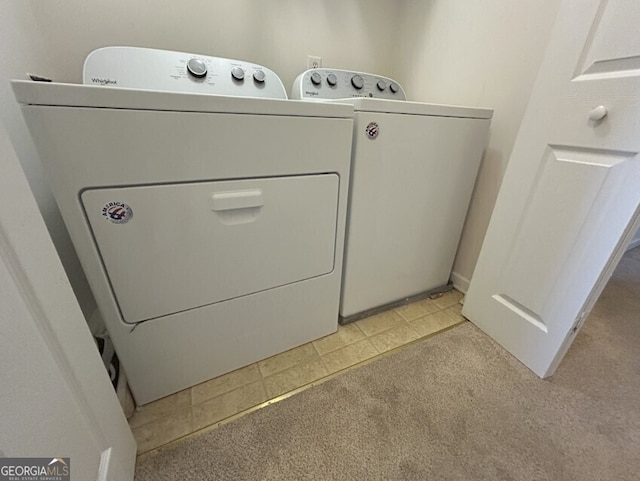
[292,68,493,324]
[13,47,354,405]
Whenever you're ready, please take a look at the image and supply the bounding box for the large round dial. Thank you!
[253,70,266,83]
[186,58,207,78]
[351,75,364,90]
[231,66,245,81]
[310,72,322,86]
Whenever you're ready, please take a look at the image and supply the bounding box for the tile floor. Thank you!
[130,289,466,454]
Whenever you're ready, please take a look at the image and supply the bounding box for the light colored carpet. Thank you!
[135,247,640,481]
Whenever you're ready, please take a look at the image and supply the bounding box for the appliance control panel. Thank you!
[83,47,287,99]
[291,68,406,101]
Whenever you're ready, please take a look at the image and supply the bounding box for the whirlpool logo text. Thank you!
[91,77,117,86]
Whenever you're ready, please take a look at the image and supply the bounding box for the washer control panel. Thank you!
[83,47,287,99]
[291,68,406,101]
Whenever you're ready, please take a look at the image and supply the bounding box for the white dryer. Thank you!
[13,47,354,405]
[292,69,493,324]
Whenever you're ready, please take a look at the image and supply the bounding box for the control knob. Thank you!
[231,66,245,81]
[186,58,207,78]
[310,72,322,86]
[389,82,399,93]
[253,70,266,83]
[327,73,337,86]
[377,80,387,91]
[351,75,364,90]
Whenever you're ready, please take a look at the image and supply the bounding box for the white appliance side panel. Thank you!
[82,174,339,323]
[340,113,490,318]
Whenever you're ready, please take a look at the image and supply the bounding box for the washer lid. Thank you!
[11,80,354,118]
[324,98,493,119]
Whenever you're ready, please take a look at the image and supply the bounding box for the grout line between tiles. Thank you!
[135,319,467,460]
[370,336,382,354]
[309,339,322,357]
[352,322,365,336]
[318,352,331,374]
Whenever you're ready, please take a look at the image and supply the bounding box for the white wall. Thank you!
[396,0,562,290]
[2,0,400,328]
[28,0,400,89]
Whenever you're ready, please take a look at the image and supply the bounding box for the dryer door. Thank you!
[82,174,339,324]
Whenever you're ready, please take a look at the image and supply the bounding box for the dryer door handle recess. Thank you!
[210,189,264,211]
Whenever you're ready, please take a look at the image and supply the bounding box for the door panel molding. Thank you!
[463,0,640,378]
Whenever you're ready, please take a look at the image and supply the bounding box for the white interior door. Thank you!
[463,0,640,378]
[0,126,136,479]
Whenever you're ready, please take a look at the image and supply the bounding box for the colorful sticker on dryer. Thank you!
[365,122,379,139]
[102,201,133,224]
